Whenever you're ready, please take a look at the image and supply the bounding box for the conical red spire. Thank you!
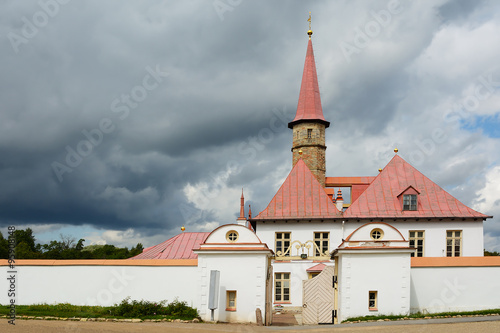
[237,189,246,221]
[288,37,329,128]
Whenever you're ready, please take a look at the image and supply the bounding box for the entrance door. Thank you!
[302,265,335,324]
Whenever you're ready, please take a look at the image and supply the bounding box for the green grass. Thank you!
[0,298,200,321]
[343,308,500,323]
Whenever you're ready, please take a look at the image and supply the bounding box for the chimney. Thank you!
[336,189,344,212]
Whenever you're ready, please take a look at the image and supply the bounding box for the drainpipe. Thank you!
[342,221,345,241]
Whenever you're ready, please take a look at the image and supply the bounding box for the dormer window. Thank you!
[403,194,417,211]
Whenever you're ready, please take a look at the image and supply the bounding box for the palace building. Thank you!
[1,22,499,326]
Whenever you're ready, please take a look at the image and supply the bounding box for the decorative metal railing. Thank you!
[275,240,330,260]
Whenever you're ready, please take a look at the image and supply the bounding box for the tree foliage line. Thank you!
[0,228,143,259]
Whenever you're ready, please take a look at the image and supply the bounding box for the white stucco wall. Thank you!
[389,221,484,257]
[410,266,500,313]
[255,220,484,257]
[337,252,411,322]
[256,220,364,257]
[197,253,269,323]
[0,265,198,307]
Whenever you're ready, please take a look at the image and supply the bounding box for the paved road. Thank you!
[2,317,500,333]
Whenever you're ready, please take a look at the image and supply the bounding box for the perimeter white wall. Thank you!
[197,253,269,323]
[337,252,411,322]
[0,265,198,307]
[410,266,500,313]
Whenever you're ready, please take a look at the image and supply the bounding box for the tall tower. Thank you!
[288,16,329,187]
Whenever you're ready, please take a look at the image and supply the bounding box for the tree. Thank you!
[0,228,148,260]
[12,228,37,253]
[130,243,144,257]
[484,249,500,256]
[0,232,8,258]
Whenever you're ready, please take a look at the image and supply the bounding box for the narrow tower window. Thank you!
[307,128,312,138]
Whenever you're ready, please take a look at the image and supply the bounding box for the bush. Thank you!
[164,299,198,318]
[112,297,198,319]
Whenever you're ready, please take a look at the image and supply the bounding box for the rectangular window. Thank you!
[307,128,312,138]
[369,291,377,310]
[226,290,236,311]
[446,230,462,257]
[275,273,290,302]
[409,231,425,257]
[314,232,330,256]
[403,194,417,210]
[275,232,291,257]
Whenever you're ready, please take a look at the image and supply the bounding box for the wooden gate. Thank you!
[302,265,335,325]
[264,264,273,326]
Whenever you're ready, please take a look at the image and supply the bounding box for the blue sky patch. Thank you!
[461,114,500,138]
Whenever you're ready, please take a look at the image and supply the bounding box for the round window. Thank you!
[226,231,239,242]
[370,228,384,240]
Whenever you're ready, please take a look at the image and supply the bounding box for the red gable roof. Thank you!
[129,232,209,260]
[344,155,491,219]
[254,159,341,219]
[306,263,326,272]
[288,38,329,128]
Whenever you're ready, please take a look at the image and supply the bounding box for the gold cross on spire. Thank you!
[307,12,313,39]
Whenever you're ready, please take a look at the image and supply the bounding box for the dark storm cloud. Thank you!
[0,0,498,249]
[0,0,305,236]
[438,0,486,23]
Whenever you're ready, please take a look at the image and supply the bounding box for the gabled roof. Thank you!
[288,38,329,128]
[254,159,341,219]
[129,232,209,260]
[344,155,491,219]
[306,263,326,272]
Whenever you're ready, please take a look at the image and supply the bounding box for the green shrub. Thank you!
[112,297,199,319]
[0,298,199,320]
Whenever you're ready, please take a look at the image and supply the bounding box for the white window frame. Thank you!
[409,230,425,257]
[275,232,291,257]
[446,230,462,257]
[314,232,330,256]
[275,272,290,302]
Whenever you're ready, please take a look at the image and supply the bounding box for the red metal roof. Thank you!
[325,176,375,187]
[344,155,491,219]
[288,38,329,128]
[254,159,341,219]
[306,263,326,272]
[129,232,209,260]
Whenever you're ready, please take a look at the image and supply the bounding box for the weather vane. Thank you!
[307,12,313,39]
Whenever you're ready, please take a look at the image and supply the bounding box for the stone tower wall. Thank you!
[291,122,326,186]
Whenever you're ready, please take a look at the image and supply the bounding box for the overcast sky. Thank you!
[1,0,499,251]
